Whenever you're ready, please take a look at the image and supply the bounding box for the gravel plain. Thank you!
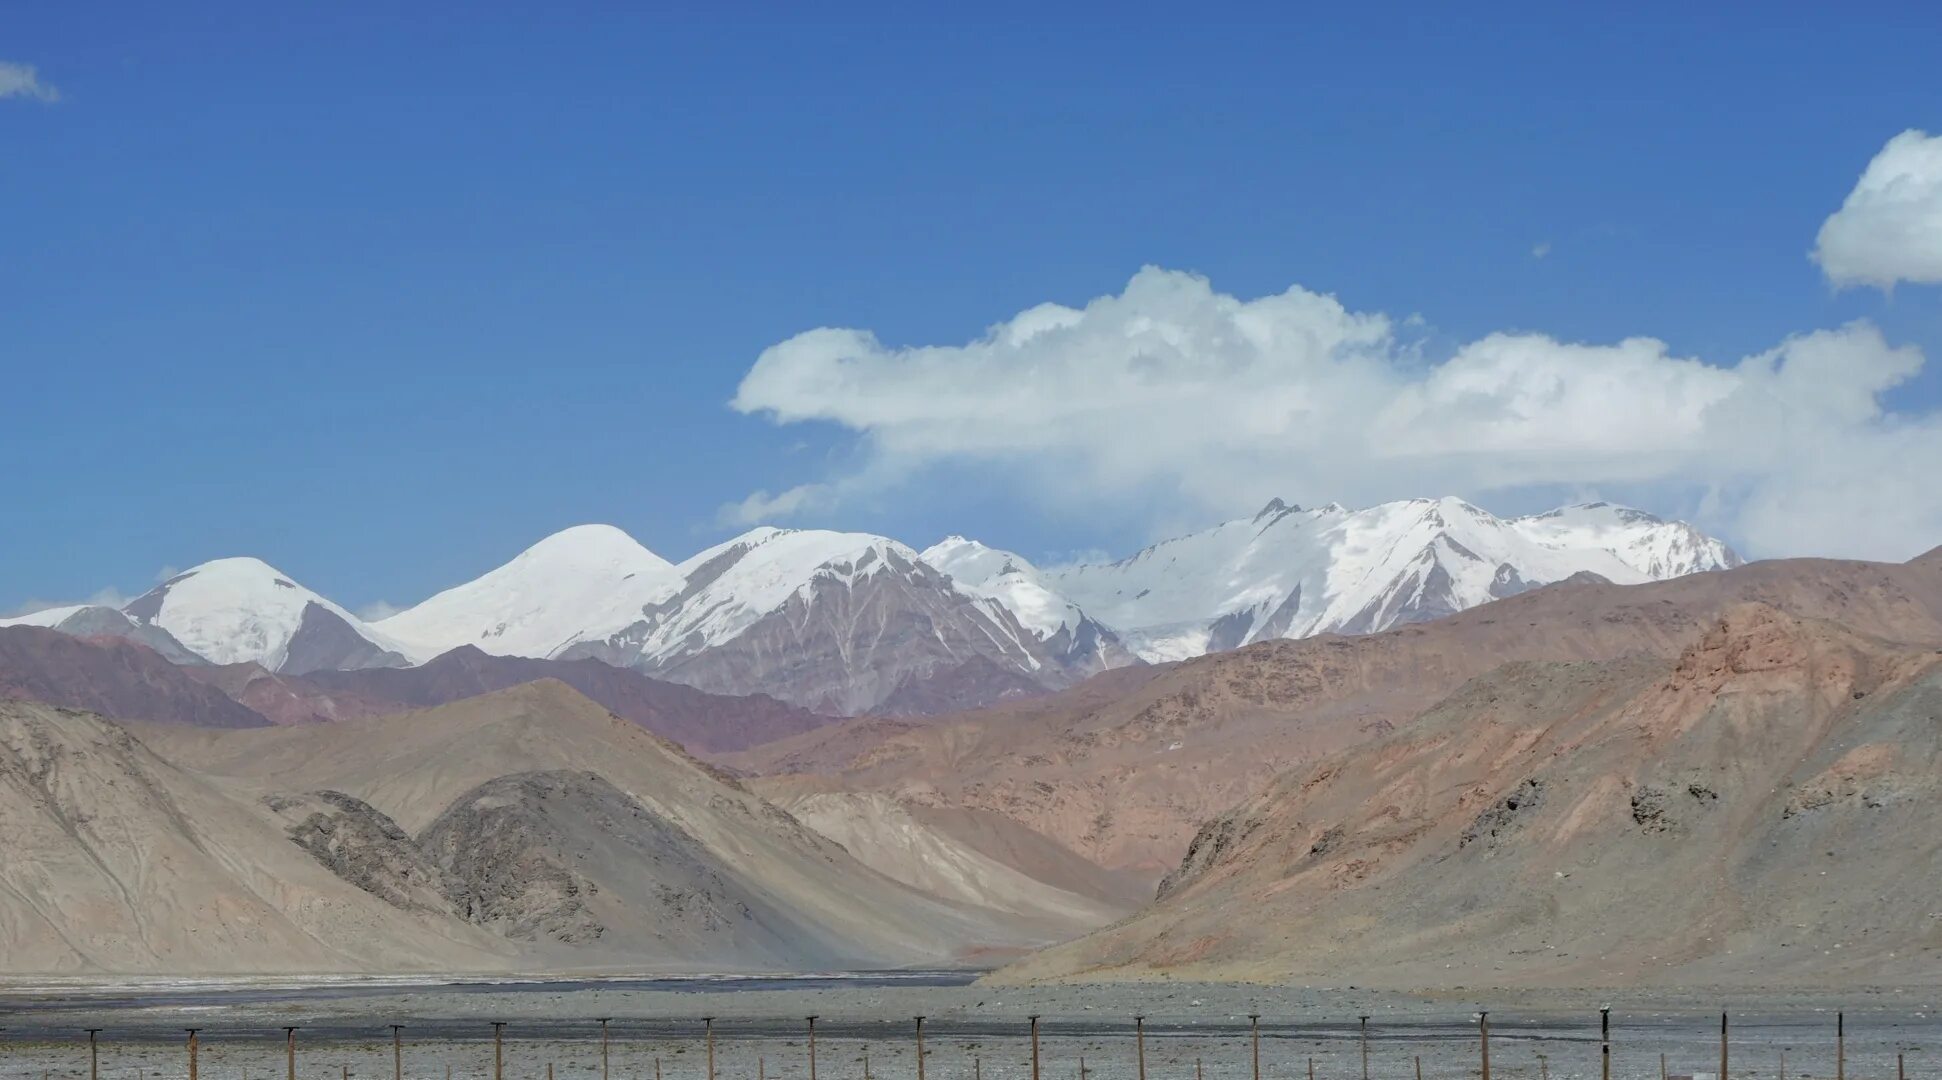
[0,978,1933,1080]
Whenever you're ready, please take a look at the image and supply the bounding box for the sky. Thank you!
[4,3,1940,617]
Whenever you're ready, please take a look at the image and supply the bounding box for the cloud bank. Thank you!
[1815,129,1942,290]
[730,266,1940,562]
[0,61,60,103]
[728,132,1942,563]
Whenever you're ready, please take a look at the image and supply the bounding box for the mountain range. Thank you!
[1,532,1936,980]
[3,498,1741,715]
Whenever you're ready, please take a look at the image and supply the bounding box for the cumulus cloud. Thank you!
[3,586,133,619]
[1814,130,1942,289]
[731,266,1942,562]
[0,61,60,103]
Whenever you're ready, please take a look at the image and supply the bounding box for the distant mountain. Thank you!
[1040,498,1743,660]
[560,527,1077,714]
[0,604,203,664]
[920,536,1139,675]
[0,626,271,729]
[4,499,1744,715]
[375,524,683,661]
[2,558,412,675]
[296,645,840,753]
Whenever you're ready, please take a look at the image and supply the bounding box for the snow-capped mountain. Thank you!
[0,604,205,665]
[376,524,682,661]
[1044,498,1742,661]
[1508,501,1741,579]
[2,558,416,674]
[562,527,1068,715]
[4,498,1742,715]
[920,536,1138,675]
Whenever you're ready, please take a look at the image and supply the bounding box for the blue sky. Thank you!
[4,4,1940,616]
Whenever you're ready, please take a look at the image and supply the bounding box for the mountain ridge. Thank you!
[4,498,1746,714]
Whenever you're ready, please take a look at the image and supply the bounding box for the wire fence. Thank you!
[0,1012,1925,1080]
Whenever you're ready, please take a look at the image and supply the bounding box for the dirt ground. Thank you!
[0,980,1932,1080]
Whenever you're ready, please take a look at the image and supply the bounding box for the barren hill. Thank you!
[731,553,1942,879]
[134,680,1037,968]
[0,681,1077,975]
[991,604,1942,986]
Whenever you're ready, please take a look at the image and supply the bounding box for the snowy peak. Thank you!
[1511,502,1744,579]
[921,536,1083,638]
[672,527,923,631]
[121,557,409,674]
[1042,496,1739,662]
[376,523,680,661]
[562,527,1068,715]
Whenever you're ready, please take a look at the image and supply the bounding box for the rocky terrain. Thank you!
[0,681,1076,976]
[732,549,1942,879]
[0,625,272,729]
[992,603,1942,986]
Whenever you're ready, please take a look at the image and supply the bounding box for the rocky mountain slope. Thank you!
[992,603,1942,986]
[0,626,272,729]
[0,603,204,664]
[768,790,1147,935]
[733,549,1942,878]
[126,681,1055,971]
[0,699,506,973]
[0,681,1082,975]
[558,528,1075,714]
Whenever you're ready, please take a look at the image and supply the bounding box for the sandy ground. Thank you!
[0,981,1934,1080]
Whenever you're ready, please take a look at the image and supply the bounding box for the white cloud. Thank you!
[1531,241,1552,259]
[356,600,405,622]
[0,61,60,103]
[732,266,1942,562]
[1814,129,1942,289]
[4,586,132,619]
[718,483,835,526]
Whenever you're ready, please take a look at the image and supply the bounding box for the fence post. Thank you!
[88,1029,102,1080]
[1250,1016,1261,1080]
[186,1029,202,1080]
[599,1020,612,1080]
[808,1017,819,1080]
[285,1028,299,1080]
[1601,1008,1611,1080]
[1361,1017,1371,1080]
[1719,1013,1728,1080]
[1030,1017,1041,1080]
[1479,1013,1491,1080]
[492,1023,507,1080]
[1136,1017,1147,1080]
[392,1025,405,1080]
